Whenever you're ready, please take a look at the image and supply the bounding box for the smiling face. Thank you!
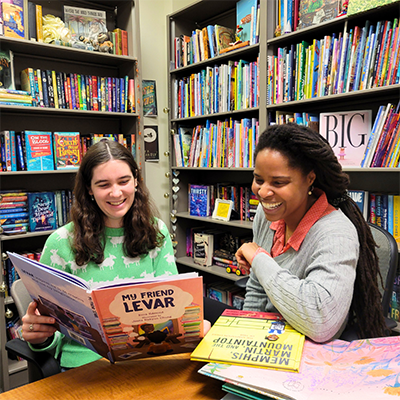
[89,159,137,228]
[252,148,316,234]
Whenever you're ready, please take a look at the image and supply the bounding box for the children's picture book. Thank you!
[2,0,24,39]
[347,0,399,16]
[53,132,82,170]
[319,109,372,166]
[27,192,57,232]
[198,336,400,400]
[142,80,158,116]
[0,49,15,90]
[178,126,193,167]
[348,190,369,219]
[191,309,305,372]
[23,131,54,171]
[63,5,107,42]
[236,0,257,44]
[189,184,210,217]
[215,25,236,54]
[297,0,341,31]
[8,252,204,363]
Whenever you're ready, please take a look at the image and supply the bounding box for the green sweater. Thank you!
[30,219,178,368]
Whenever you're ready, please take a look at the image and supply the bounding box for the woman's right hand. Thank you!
[21,301,57,345]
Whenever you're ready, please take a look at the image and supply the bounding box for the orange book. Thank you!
[9,252,204,363]
[121,29,128,56]
[53,131,82,170]
[35,4,43,42]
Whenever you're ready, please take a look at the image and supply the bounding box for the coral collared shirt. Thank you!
[254,190,336,259]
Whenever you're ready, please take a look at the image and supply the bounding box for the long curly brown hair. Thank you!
[70,140,163,266]
[255,123,387,339]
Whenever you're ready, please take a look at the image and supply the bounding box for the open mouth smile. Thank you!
[261,201,282,210]
[108,200,126,206]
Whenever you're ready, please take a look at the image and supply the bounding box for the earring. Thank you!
[91,195,95,201]
[135,188,137,192]
[308,185,314,196]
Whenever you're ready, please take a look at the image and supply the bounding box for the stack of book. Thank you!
[0,191,29,235]
[0,89,33,106]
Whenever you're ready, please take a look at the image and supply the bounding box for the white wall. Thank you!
[138,0,194,225]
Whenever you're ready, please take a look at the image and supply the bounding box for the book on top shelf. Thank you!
[191,309,305,372]
[215,25,236,55]
[2,0,25,39]
[63,5,107,43]
[27,191,57,232]
[297,0,341,31]
[319,110,372,167]
[8,252,204,363]
[0,49,15,90]
[199,335,400,400]
[23,130,54,171]
[53,132,82,170]
[236,0,257,44]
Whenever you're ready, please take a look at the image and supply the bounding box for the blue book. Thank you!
[207,25,216,58]
[388,194,394,235]
[348,190,369,220]
[23,130,54,171]
[189,184,210,217]
[236,0,257,43]
[28,192,57,232]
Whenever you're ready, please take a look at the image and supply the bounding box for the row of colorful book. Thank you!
[348,189,400,247]
[18,66,135,113]
[267,17,400,105]
[174,58,259,119]
[0,189,73,235]
[173,0,259,69]
[0,130,136,172]
[0,2,130,56]
[189,183,258,222]
[207,281,245,311]
[174,118,259,169]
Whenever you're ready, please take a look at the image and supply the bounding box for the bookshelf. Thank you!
[0,0,142,392]
[167,1,400,297]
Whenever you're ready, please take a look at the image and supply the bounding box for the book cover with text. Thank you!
[319,110,372,166]
[27,191,57,232]
[8,252,204,363]
[53,132,82,170]
[23,130,54,171]
[191,309,305,372]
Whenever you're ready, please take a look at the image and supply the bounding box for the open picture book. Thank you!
[198,335,400,400]
[8,252,204,363]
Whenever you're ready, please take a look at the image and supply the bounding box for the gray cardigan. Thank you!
[244,204,359,343]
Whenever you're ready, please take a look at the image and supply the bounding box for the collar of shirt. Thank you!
[269,189,336,257]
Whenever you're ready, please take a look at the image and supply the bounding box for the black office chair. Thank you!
[235,222,399,341]
[5,279,61,382]
[203,296,235,325]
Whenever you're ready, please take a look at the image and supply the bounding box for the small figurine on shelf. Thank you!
[233,25,243,45]
[97,32,113,53]
[226,264,249,276]
[274,24,281,37]
[337,0,349,17]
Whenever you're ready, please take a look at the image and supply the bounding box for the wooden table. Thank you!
[0,354,225,400]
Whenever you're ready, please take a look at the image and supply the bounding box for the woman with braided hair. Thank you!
[236,123,386,342]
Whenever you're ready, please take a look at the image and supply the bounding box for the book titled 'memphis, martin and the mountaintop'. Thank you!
[8,252,204,363]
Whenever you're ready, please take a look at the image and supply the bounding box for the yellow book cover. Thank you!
[35,4,43,42]
[393,195,400,249]
[191,309,305,372]
[51,70,59,109]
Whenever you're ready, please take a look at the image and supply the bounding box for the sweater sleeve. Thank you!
[244,209,359,343]
[152,219,178,277]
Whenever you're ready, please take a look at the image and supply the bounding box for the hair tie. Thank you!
[331,191,349,207]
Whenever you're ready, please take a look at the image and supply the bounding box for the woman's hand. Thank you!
[21,301,57,345]
[235,242,260,274]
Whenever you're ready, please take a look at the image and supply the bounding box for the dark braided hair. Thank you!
[255,123,386,339]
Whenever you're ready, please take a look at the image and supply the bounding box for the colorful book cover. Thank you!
[0,49,15,90]
[297,0,341,31]
[27,191,57,232]
[236,0,257,43]
[2,0,24,39]
[189,184,210,217]
[199,336,400,400]
[23,130,54,171]
[215,25,235,55]
[63,5,107,42]
[53,132,82,170]
[348,190,369,219]
[193,232,214,267]
[8,252,204,363]
[319,109,372,166]
[347,0,399,16]
[191,309,305,372]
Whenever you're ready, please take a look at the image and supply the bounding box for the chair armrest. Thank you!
[5,338,61,379]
